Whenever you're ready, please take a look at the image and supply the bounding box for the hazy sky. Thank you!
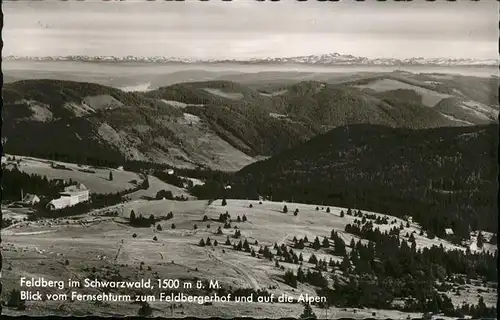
[3,0,498,60]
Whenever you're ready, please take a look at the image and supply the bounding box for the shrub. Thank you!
[156,224,162,231]
[7,289,25,310]
[299,302,317,319]
[171,223,176,229]
[153,236,158,241]
[132,233,137,238]
[137,302,153,316]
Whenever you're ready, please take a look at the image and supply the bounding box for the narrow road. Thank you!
[205,249,260,291]
[276,233,289,246]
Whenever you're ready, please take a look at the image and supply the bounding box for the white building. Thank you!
[445,228,454,236]
[47,183,89,210]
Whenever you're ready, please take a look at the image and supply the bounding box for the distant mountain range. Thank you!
[4,53,498,67]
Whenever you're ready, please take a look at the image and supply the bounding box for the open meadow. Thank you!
[2,199,496,318]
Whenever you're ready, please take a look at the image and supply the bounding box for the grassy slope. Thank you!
[2,199,496,317]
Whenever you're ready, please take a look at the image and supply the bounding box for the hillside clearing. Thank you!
[354,78,451,107]
[2,198,496,317]
[4,155,142,194]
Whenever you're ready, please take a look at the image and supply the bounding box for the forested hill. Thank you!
[228,124,499,236]
[3,78,480,171]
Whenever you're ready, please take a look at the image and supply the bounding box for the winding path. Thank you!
[205,249,260,291]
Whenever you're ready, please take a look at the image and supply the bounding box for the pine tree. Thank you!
[322,237,329,248]
[409,233,416,243]
[297,267,305,283]
[222,198,227,206]
[242,214,247,222]
[171,223,176,229]
[137,302,152,316]
[477,231,485,248]
[283,205,288,213]
[203,215,208,221]
[7,289,25,310]
[156,224,162,231]
[206,237,212,246]
[109,170,113,181]
[340,210,345,217]
[300,302,317,319]
[199,238,206,247]
[214,239,218,246]
[308,253,318,264]
[130,210,136,223]
[237,216,241,222]
[315,206,319,211]
[312,236,321,250]
[326,207,330,213]
[284,269,297,288]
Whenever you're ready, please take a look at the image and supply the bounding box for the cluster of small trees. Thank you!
[236,215,247,222]
[199,237,218,247]
[155,189,174,200]
[232,229,242,239]
[283,267,328,289]
[129,211,156,228]
[223,237,252,253]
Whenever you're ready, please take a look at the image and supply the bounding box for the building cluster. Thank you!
[46,183,90,210]
[20,183,90,211]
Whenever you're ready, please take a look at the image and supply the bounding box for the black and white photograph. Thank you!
[1,0,498,318]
